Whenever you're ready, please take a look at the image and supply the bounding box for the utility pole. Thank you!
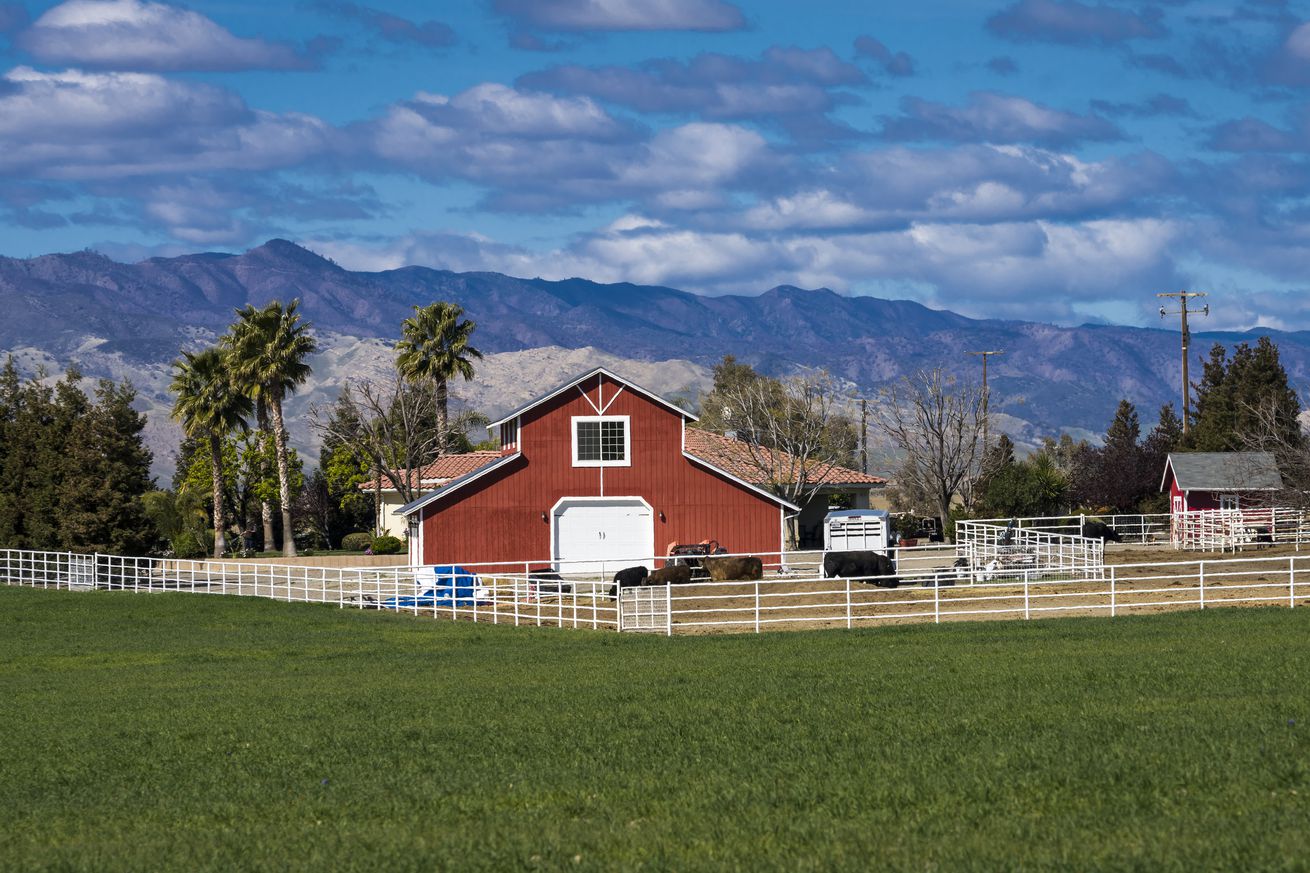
[859,398,868,473]
[968,350,1005,451]
[1157,291,1209,435]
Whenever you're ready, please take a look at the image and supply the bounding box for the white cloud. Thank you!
[0,67,332,178]
[495,0,745,32]
[743,190,876,231]
[620,123,767,189]
[309,215,1184,323]
[20,0,313,71]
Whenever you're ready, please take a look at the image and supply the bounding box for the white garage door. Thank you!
[554,498,654,575]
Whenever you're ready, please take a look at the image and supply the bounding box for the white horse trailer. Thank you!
[823,510,890,556]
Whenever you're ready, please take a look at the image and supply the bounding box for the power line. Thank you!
[1157,291,1209,435]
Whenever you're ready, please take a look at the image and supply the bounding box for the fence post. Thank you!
[1110,566,1116,617]
[1291,556,1297,609]
[1024,575,1030,620]
[614,581,622,632]
[845,577,852,630]
[1199,560,1206,610]
[665,582,672,637]
[934,577,940,624]
[754,580,760,634]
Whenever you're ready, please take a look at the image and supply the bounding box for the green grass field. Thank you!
[1,587,1307,872]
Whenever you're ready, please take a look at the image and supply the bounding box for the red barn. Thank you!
[1160,451,1283,516]
[395,368,880,571]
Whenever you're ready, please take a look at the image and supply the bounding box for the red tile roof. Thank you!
[359,451,505,491]
[683,428,886,487]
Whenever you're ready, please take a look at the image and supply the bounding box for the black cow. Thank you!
[608,564,694,598]
[823,550,899,588]
[1243,525,1274,545]
[1080,520,1122,543]
[528,568,572,596]
[606,565,649,599]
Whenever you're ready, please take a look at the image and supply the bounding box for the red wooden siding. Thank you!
[419,373,783,567]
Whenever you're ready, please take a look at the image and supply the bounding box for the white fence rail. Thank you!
[955,520,1104,582]
[1170,507,1310,552]
[968,509,1310,551]
[3,548,1306,636]
[967,512,1172,544]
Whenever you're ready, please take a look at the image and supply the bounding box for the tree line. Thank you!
[0,296,488,560]
[888,336,1307,526]
[173,299,486,559]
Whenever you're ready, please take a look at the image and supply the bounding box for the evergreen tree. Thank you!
[0,358,27,546]
[1187,338,1303,452]
[1103,399,1140,455]
[0,361,157,552]
[1075,400,1150,512]
[57,380,156,554]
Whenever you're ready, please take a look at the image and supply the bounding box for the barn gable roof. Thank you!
[486,366,696,430]
[1161,452,1283,493]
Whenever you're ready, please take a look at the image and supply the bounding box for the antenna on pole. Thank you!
[968,350,1005,451]
[1157,291,1209,435]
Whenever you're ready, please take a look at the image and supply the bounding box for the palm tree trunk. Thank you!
[261,497,275,554]
[269,393,297,557]
[256,403,275,550]
[209,433,227,558]
[436,378,449,455]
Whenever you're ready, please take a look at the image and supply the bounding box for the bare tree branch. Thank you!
[716,372,855,508]
[875,369,984,535]
[309,374,443,507]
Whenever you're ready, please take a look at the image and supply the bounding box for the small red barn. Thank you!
[397,368,810,571]
[1160,451,1283,516]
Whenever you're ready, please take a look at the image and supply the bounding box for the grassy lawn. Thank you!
[0,588,1307,872]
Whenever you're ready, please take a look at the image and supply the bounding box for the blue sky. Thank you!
[2,0,1310,329]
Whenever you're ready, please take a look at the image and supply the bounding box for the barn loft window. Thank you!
[572,416,630,467]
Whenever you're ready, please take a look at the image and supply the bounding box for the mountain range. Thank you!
[3,239,1306,481]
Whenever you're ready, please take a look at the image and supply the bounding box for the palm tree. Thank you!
[223,299,317,557]
[395,302,482,453]
[170,348,252,558]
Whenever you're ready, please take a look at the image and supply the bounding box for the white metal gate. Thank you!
[619,585,669,633]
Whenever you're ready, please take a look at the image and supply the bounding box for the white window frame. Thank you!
[571,415,631,467]
[1219,493,1239,511]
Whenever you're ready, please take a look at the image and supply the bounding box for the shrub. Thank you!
[371,535,404,555]
[171,531,207,560]
[341,532,373,552]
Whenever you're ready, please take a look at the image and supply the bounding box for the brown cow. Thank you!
[702,555,764,581]
[647,564,693,586]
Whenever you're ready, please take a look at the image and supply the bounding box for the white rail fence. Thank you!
[955,520,1104,582]
[968,509,1310,551]
[1170,507,1310,552]
[3,548,1307,636]
[968,512,1172,544]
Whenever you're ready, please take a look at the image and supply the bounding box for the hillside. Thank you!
[3,239,1306,479]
